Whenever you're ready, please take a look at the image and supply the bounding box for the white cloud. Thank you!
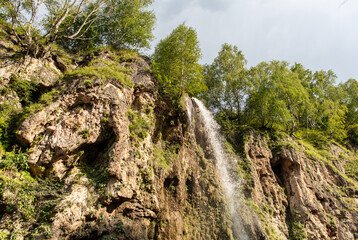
[150,0,358,82]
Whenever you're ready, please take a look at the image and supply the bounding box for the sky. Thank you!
[148,0,358,83]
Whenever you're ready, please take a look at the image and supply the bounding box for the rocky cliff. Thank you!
[0,22,357,239]
[241,132,358,239]
[0,42,236,239]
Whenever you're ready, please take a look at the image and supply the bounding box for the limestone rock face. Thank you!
[245,132,358,240]
[12,51,232,240]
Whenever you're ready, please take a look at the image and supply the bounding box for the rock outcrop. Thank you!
[3,50,233,240]
[244,132,358,239]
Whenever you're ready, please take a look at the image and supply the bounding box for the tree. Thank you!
[338,79,358,144]
[203,43,249,124]
[152,23,206,98]
[57,0,156,52]
[338,79,358,125]
[245,61,310,133]
[101,0,155,50]
[0,0,155,56]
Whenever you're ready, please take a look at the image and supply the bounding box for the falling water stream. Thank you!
[193,98,249,240]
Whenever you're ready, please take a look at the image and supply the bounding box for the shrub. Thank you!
[64,59,133,87]
[307,129,329,148]
[80,129,90,139]
[8,74,38,106]
[347,124,358,146]
[0,149,29,171]
[0,170,64,223]
[127,110,150,141]
[115,220,125,234]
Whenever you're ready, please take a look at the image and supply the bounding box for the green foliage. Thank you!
[127,109,150,142]
[289,220,306,240]
[0,76,59,150]
[58,0,156,52]
[152,141,179,171]
[347,124,358,146]
[1,0,156,55]
[101,0,156,50]
[306,129,329,148]
[0,168,64,236]
[319,99,347,141]
[152,23,207,99]
[80,129,90,139]
[203,43,249,124]
[245,61,310,131]
[0,149,29,171]
[202,53,355,145]
[339,79,358,125]
[115,220,125,234]
[0,100,20,151]
[63,58,133,87]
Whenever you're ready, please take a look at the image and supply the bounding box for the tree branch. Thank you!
[65,3,102,39]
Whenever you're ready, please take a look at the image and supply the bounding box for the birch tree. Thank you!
[152,23,206,98]
[0,0,155,56]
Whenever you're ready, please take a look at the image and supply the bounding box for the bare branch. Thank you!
[65,0,86,31]
[43,0,75,38]
[11,2,28,43]
[65,3,102,39]
[26,0,44,43]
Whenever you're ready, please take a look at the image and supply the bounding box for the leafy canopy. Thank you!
[0,0,156,55]
[202,52,353,143]
[245,61,310,131]
[203,43,249,123]
[152,23,207,98]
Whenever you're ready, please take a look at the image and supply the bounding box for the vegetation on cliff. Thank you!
[0,0,155,56]
[202,44,358,149]
[152,23,207,99]
[0,4,357,240]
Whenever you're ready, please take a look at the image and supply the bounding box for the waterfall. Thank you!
[185,95,193,123]
[193,98,248,240]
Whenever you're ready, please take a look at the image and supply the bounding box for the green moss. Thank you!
[127,109,150,143]
[7,74,38,106]
[268,130,299,154]
[289,220,306,240]
[152,141,179,172]
[246,199,266,222]
[0,149,29,171]
[138,168,154,193]
[246,199,284,240]
[0,166,64,237]
[81,163,109,195]
[115,220,125,234]
[265,225,283,240]
[50,44,74,66]
[0,230,10,240]
[109,49,141,63]
[224,141,253,188]
[83,79,92,86]
[344,153,358,181]
[39,89,60,105]
[64,57,133,87]
[300,139,358,188]
[80,129,90,139]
